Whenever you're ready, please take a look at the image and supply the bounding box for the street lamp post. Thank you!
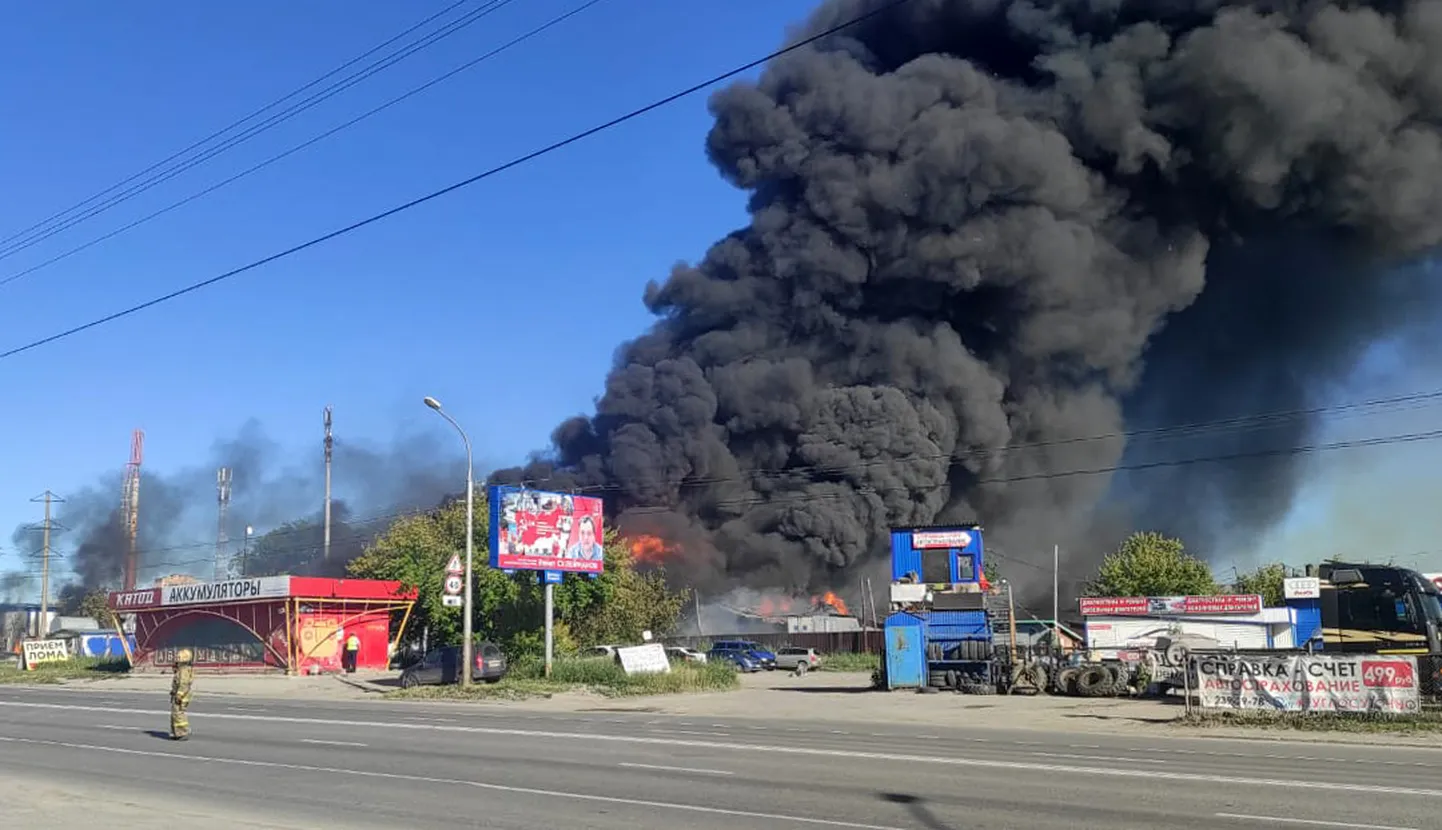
[424,396,475,688]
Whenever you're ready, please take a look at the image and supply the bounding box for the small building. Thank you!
[1014,619,1084,652]
[784,613,862,634]
[107,575,416,673]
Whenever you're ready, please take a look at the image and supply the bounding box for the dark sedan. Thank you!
[398,641,507,688]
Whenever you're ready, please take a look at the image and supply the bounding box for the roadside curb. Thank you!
[333,675,389,695]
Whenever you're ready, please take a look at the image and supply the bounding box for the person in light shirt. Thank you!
[565,515,604,561]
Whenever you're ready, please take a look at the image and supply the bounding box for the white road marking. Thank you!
[0,699,1436,799]
[301,739,367,747]
[95,725,130,731]
[1214,813,1417,830]
[1033,752,1164,764]
[0,735,897,830]
[665,729,731,737]
[618,762,732,776]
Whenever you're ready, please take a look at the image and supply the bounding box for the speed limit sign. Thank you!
[444,574,463,595]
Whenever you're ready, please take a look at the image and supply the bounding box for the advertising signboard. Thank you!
[911,529,977,550]
[1078,594,1263,616]
[108,587,162,611]
[489,486,605,574]
[1194,653,1420,713]
[21,639,70,670]
[1283,577,1321,599]
[160,576,291,607]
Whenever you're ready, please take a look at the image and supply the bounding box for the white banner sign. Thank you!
[161,576,290,607]
[1194,653,1420,713]
[1283,577,1321,599]
[616,643,671,676]
[21,639,70,669]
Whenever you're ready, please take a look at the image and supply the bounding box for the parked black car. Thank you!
[398,641,507,688]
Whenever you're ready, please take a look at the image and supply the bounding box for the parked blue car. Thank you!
[710,639,777,671]
[708,647,762,672]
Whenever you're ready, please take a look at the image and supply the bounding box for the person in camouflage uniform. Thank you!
[170,648,194,741]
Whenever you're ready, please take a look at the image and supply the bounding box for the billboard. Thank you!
[1079,594,1264,616]
[489,485,605,574]
[1194,653,1420,714]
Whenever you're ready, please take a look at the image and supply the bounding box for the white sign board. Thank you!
[1283,577,1321,599]
[442,595,463,607]
[1194,653,1420,714]
[161,576,290,607]
[616,643,671,676]
[21,639,70,669]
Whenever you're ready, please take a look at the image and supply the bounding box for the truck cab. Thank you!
[1318,562,1442,655]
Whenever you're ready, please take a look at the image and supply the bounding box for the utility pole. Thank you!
[215,468,232,581]
[323,406,333,564]
[1052,544,1060,654]
[122,430,144,592]
[28,492,65,638]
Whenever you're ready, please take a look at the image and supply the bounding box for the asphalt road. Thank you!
[0,685,1438,829]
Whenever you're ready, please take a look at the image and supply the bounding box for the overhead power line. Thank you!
[0,0,515,266]
[0,0,610,291]
[0,0,920,360]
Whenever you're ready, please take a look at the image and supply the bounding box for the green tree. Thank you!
[1086,532,1218,597]
[1233,563,1287,607]
[983,559,1000,585]
[78,589,112,623]
[347,491,688,659]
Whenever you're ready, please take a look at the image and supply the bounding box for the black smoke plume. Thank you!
[8,419,469,590]
[494,0,1442,600]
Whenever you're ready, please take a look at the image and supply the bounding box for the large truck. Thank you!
[1313,561,1442,655]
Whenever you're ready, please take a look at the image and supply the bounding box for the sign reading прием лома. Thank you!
[21,639,70,670]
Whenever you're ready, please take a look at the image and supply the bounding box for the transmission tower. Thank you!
[121,429,144,591]
[215,467,232,581]
[27,491,66,637]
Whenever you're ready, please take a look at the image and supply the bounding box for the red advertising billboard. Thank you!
[1079,594,1264,617]
[107,588,161,611]
[489,486,605,574]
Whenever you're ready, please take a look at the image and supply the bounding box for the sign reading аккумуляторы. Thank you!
[1195,653,1421,713]
[160,576,290,607]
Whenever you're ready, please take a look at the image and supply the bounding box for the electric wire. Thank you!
[0,0,918,360]
[0,0,608,291]
[0,0,517,266]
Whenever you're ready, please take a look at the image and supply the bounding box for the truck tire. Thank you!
[928,671,948,688]
[1026,663,1050,694]
[1055,667,1081,696]
[1076,665,1112,697]
[1107,663,1130,695]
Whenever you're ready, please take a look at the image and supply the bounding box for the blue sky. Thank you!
[2,1,1439,598]
[0,0,811,590]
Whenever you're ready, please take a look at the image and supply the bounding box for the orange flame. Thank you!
[816,591,850,615]
[627,534,674,566]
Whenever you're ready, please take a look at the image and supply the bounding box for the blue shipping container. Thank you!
[890,525,985,583]
[884,612,926,689]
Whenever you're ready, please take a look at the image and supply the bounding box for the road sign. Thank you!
[445,554,463,574]
[442,595,463,607]
[543,570,562,584]
[444,574,464,595]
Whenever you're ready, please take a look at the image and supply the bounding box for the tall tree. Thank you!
[1087,532,1218,597]
[347,490,689,659]
[1233,563,1287,607]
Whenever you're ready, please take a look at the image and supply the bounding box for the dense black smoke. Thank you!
[7,419,469,590]
[493,0,1442,599]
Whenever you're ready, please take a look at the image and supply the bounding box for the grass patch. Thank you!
[0,657,129,685]
[1179,709,1442,734]
[386,656,740,702]
[818,652,880,673]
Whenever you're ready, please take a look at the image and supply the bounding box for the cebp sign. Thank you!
[21,639,70,670]
[161,576,290,607]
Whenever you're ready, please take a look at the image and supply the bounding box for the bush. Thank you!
[0,657,129,685]
[389,655,738,701]
[818,652,880,673]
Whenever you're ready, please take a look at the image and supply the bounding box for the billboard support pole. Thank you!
[544,580,554,678]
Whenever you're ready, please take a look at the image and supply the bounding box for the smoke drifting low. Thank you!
[495,0,1442,600]
[7,419,468,590]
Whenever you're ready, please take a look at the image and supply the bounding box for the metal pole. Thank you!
[1052,544,1060,656]
[425,397,475,687]
[544,580,554,678]
[694,588,705,636]
[323,406,333,564]
[40,493,51,636]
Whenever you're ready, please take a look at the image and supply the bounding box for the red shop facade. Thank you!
[107,576,417,673]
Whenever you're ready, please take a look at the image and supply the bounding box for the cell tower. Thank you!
[121,430,144,592]
[215,467,232,581]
